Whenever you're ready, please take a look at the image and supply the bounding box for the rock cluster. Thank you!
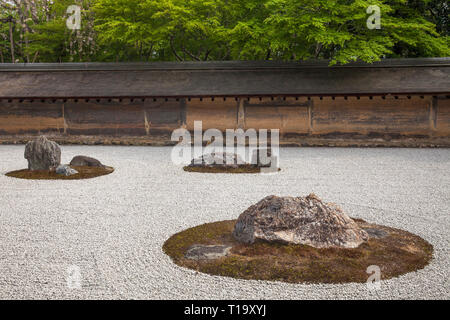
[233,194,369,248]
[187,149,278,169]
[23,136,104,177]
[188,152,245,169]
[24,136,61,171]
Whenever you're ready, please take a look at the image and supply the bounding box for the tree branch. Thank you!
[170,36,183,61]
[181,44,201,61]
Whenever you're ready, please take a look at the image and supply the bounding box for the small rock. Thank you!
[55,165,78,176]
[233,194,369,249]
[363,227,389,239]
[24,136,61,171]
[185,245,232,260]
[70,155,104,167]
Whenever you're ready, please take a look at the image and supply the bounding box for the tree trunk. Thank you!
[9,19,15,63]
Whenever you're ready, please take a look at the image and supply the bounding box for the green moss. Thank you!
[183,165,282,174]
[183,165,262,174]
[163,220,235,260]
[5,166,114,180]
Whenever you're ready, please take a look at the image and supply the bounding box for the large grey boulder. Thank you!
[70,155,104,167]
[24,136,61,171]
[233,194,369,249]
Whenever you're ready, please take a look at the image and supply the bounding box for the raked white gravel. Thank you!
[0,146,448,300]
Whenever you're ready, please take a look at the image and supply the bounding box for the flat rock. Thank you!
[185,244,232,260]
[70,155,104,167]
[24,136,61,171]
[55,165,79,176]
[363,227,389,239]
[233,194,369,248]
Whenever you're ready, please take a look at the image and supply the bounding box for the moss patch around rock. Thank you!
[163,219,433,284]
[6,166,114,180]
[183,165,280,174]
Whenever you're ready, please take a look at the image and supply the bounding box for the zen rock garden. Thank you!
[183,149,279,173]
[164,193,433,284]
[0,136,437,289]
[3,136,434,286]
[6,136,114,180]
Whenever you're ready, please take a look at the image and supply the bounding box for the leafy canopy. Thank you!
[0,0,448,63]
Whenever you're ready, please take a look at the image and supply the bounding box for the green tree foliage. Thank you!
[25,0,97,62]
[0,0,96,62]
[0,0,448,63]
[0,4,13,63]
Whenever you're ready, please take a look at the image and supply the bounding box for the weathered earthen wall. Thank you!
[0,95,449,146]
[436,97,450,137]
